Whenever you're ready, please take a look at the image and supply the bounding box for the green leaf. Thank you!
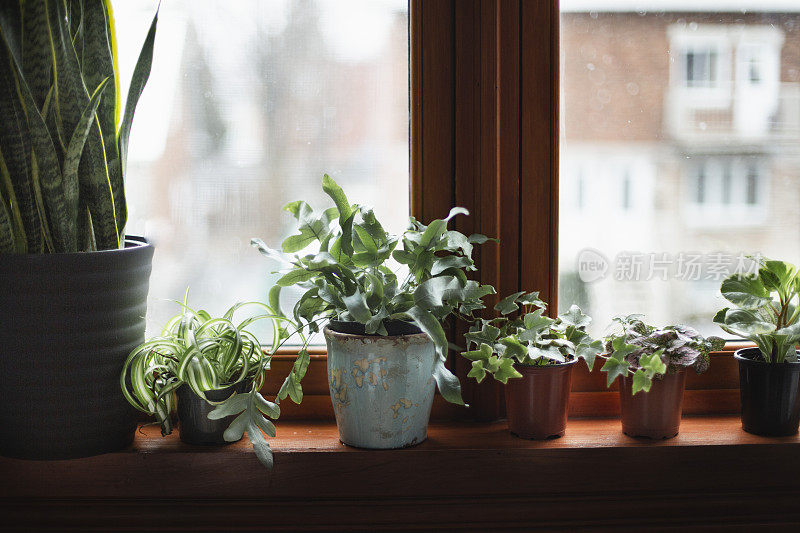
[343,288,372,323]
[407,306,448,359]
[631,369,652,395]
[559,305,592,328]
[321,174,352,221]
[463,342,494,361]
[720,273,771,310]
[639,349,667,376]
[118,4,158,177]
[0,34,76,252]
[276,268,316,287]
[576,339,603,371]
[719,308,776,336]
[495,291,525,315]
[499,336,527,359]
[419,207,468,249]
[246,421,274,469]
[223,411,249,442]
[63,77,110,231]
[467,360,487,383]
[253,392,280,418]
[432,359,466,406]
[207,393,249,420]
[493,358,523,384]
[600,354,630,387]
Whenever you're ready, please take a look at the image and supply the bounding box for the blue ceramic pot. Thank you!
[324,325,436,449]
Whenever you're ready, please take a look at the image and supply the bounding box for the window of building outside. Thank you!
[559,1,800,337]
[116,0,409,342]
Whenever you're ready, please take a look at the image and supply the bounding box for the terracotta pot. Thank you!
[504,360,576,439]
[735,347,800,436]
[619,369,686,439]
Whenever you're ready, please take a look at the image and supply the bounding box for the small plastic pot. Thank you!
[735,347,800,437]
[176,381,250,445]
[619,369,686,439]
[504,359,576,439]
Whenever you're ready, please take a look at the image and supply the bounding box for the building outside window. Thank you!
[560,2,800,337]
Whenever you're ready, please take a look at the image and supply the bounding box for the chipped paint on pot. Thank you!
[324,326,436,449]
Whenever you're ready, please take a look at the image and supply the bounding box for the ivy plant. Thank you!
[461,291,602,383]
[121,299,305,468]
[251,175,496,406]
[598,315,725,395]
[714,258,800,363]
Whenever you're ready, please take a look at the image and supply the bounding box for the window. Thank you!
[685,48,719,87]
[560,3,800,337]
[117,0,410,339]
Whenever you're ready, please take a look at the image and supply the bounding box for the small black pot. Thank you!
[0,236,153,459]
[176,381,250,445]
[735,347,800,436]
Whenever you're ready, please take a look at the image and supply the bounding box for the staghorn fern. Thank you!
[0,0,158,253]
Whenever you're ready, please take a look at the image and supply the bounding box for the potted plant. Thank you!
[462,292,601,439]
[714,258,800,436]
[0,1,158,459]
[121,300,301,468]
[252,175,495,449]
[598,315,724,439]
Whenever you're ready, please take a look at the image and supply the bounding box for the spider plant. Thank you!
[121,300,306,468]
[0,0,158,253]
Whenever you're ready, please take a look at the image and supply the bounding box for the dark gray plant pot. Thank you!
[176,381,249,445]
[735,347,800,436]
[0,236,153,459]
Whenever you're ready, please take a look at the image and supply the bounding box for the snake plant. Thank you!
[0,0,158,253]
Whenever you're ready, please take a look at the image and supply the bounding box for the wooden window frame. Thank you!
[271,0,745,420]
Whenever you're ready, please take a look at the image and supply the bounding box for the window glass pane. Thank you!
[559,2,800,337]
[115,0,409,340]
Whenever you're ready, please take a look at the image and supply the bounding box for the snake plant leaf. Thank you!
[0,49,37,252]
[4,45,76,252]
[0,149,28,252]
[63,77,110,235]
[19,1,52,111]
[47,0,90,150]
[79,0,123,232]
[0,2,22,68]
[0,185,15,252]
[118,5,158,178]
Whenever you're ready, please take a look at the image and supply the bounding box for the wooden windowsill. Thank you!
[2,416,800,530]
